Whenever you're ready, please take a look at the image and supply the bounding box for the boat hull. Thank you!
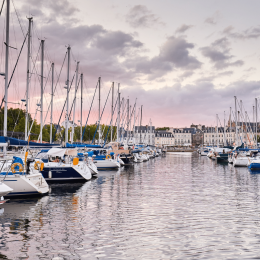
[0,173,49,197]
[41,162,92,182]
[94,159,120,170]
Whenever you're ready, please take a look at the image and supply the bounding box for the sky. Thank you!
[1,0,260,128]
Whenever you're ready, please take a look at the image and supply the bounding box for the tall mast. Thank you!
[127,98,129,142]
[65,46,70,144]
[40,40,44,143]
[224,111,226,146]
[117,83,120,142]
[72,61,79,144]
[234,96,238,146]
[240,100,243,145]
[133,99,136,144]
[245,111,248,147]
[50,62,54,143]
[98,77,101,145]
[216,114,219,147]
[229,107,231,145]
[121,98,124,141]
[25,17,32,141]
[3,0,10,155]
[150,118,152,145]
[140,105,143,144]
[253,105,255,146]
[256,98,258,148]
[111,82,114,142]
[129,105,131,142]
[80,73,83,143]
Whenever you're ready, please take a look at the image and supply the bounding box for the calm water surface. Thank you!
[1,153,260,259]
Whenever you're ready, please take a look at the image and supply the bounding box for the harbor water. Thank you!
[1,153,260,259]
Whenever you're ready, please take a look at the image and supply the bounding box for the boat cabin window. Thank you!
[36,153,49,160]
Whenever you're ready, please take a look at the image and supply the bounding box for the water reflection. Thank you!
[2,155,260,258]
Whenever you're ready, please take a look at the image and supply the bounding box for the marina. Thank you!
[1,153,260,259]
[2,0,260,258]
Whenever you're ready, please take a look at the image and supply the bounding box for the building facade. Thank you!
[155,131,174,146]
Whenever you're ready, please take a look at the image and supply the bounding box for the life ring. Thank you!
[106,154,111,159]
[11,163,23,173]
[34,161,44,171]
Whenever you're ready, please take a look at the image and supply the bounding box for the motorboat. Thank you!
[0,156,49,197]
[133,153,143,163]
[104,142,134,165]
[85,150,120,170]
[35,148,92,182]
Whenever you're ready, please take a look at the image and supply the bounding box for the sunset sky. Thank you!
[1,0,260,128]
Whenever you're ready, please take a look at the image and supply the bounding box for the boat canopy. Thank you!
[66,142,102,148]
[47,148,78,157]
[1,136,60,148]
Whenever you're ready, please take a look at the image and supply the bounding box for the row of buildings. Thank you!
[121,123,258,147]
[57,121,259,147]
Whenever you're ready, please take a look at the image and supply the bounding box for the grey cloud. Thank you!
[223,25,260,40]
[24,0,79,17]
[159,36,201,69]
[175,24,193,34]
[201,37,244,69]
[126,36,201,79]
[204,11,220,25]
[92,31,143,56]
[125,5,163,28]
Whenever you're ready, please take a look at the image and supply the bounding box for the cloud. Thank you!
[200,37,244,69]
[204,11,220,25]
[125,5,163,28]
[223,25,260,40]
[125,36,202,79]
[175,24,193,34]
[22,0,79,19]
[92,31,143,56]
[122,79,260,127]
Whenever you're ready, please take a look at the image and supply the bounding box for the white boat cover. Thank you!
[46,148,77,157]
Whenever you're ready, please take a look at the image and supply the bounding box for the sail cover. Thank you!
[2,137,60,147]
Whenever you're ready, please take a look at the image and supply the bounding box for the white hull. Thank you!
[233,157,249,167]
[0,173,49,197]
[0,182,13,197]
[94,159,120,169]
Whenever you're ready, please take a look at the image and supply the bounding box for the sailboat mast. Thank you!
[80,73,83,143]
[140,105,143,144]
[25,17,32,141]
[216,114,219,147]
[240,100,243,144]
[98,77,101,145]
[3,0,10,155]
[255,98,258,148]
[121,98,124,141]
[65,46,70,144]
[72,61,79,144]
[129,105,131,143]
[224,111,226,146]
[229,107,231,145]
[111,82,114,142]
[234,96,238,146]
[127,98,129,142]
[40,40,44,143]
[50,62,54,143]
[133,99,136,144]
[117,84,120,142]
